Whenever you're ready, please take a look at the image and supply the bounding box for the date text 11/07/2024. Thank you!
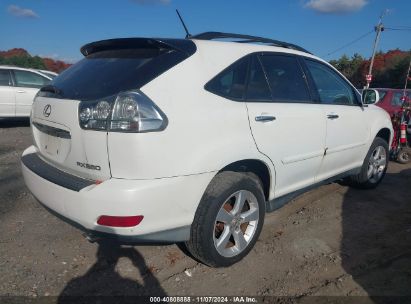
[149,296,258,303]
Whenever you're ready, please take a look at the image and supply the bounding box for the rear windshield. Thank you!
[43,48,187,101]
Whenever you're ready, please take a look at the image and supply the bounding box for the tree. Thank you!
[330,49,410,89]
[0,48,71,72]
[330,53,365,88]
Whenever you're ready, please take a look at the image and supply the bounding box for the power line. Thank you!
[388,25,411,29]
[323,21,410,59]
[324,30,374,57]
[385,27,411,31]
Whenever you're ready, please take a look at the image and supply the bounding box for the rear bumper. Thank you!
[22,152,94,191]
[21,146,215,242]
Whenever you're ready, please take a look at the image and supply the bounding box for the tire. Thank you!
[186,171,265,267]
[397,148,410,164]
[348,137,389,189]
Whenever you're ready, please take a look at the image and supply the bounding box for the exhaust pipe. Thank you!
[83,232,100,243]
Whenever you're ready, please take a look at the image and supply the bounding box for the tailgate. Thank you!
[31,96,111,181]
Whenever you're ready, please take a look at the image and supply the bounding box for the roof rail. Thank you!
[190,32,311,54]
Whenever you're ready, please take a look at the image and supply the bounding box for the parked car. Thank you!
[36,69,58,79]
[0,66,55,117]
[21,32,393,267]
[374,88,411,117]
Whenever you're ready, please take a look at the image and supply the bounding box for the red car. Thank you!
[374,88,411,117]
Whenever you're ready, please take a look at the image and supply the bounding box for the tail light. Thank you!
[79,90,167,132]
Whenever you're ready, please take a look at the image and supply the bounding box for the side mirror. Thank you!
[362,89,380,105]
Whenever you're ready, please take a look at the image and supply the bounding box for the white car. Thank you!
[21,33,393,267]
[0,66,55,118]
[36,69,58,80]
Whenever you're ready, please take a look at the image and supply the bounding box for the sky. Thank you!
[0,0,410,63]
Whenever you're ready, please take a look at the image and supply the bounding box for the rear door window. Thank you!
[392,92,411,106]
[260,54,311,102]
[0,70,11,86]
[392,92,402,106]
[245,56,272,101]
[205,56,249,100]
[14,70,50,88]
[40,71,57,79]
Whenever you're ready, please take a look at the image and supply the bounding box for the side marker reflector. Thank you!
[97,215,144,227]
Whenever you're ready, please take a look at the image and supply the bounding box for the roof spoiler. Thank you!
[80,38,196,57]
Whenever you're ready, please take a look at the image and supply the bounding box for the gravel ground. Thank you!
[1,119,410,303]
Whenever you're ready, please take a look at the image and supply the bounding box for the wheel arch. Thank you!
[219,159,273,201]
[367,107,394,149]
[375,127,391,145]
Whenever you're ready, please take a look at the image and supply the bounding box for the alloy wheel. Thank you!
[367,145,387,183]
[213,190,259,258]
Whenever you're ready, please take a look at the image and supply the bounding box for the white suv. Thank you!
[0,66,55,117]
[21,33,393,267]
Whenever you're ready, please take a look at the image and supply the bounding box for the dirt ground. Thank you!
[1,119,410,303]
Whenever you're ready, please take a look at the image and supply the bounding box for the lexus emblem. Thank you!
[43,104,51,117]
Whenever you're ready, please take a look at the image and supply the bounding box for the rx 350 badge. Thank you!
[76,161,101,171]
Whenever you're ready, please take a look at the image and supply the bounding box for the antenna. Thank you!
[176,9,191,39]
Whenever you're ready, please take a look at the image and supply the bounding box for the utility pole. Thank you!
[403,55,411,92]
[401,54,411,103]
[366,10,387,88]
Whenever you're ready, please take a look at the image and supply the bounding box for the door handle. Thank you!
[327,114,339,119]
[16,90,26,93]
[255,115,276,122]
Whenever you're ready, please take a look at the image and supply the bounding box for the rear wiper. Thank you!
[40,85,62,95]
